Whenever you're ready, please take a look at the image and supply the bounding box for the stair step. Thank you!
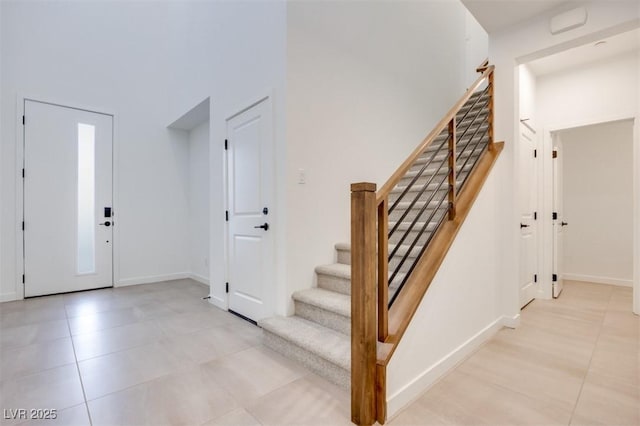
[389,220,439,237]
[316,263,351,295]
[394,199,445,212]
[332,241,425,266]
[335,243,350,265]
[414,149,478,167]
[260,316,350,388]
[293,288,350,335]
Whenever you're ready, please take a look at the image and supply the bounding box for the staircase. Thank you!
[259,90,490,390]
[259,247,352,388]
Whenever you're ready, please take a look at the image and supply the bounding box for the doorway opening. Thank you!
[551,119,634,294]
[516,28,639,314]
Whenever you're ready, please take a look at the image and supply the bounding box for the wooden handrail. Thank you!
[476,58,489,72]
[376,66,494,204]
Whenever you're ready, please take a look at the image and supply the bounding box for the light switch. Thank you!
[298,169,306,184]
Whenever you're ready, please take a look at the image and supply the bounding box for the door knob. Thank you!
[561,221,568,226]
[99,221,111,227]
[520,223,530,228]
[254,223,269,231]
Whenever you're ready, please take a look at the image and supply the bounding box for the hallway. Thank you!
[390,281,639,425]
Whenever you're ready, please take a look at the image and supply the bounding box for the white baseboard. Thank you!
[0,292,18,302]
[563,273,633,288]
[386,317,503,420]
[188,273,209,286]
[501,313,520,328]
[116,272,190,287]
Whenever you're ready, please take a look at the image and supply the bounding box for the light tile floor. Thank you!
[389,281,639,426]
[0,279,637,425]
[0,280,350,426]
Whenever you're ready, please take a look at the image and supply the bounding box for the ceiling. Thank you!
[461,0,573,33]
[527,28,640,75]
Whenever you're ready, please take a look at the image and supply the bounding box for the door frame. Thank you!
[541,113,639,314]
[222,91,278,319]
[15,95,118,300]
[518,120,541,307]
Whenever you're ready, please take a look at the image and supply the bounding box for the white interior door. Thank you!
[552,140,565,298]
[519,122,538,307]
[226,97,274,322]
[24,100,113,297]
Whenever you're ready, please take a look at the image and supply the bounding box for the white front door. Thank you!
[519,122,538,307]
[226,97,274,322]
[24,100,113,297]
[552,141,565,298]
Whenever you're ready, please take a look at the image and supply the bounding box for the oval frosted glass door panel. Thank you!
[24,100,113,297]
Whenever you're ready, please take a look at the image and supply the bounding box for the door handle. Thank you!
[99,221,111,227]
[520,223,530,228]
[561,221,568,226]
[254,223,269,231]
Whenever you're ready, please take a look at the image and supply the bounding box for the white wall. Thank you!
[488,1,640,320]
[465,10,490,86]
[558,120,634,286]
[519,64,537,126]
[0,1,287,304]
[188,121,210,284]
[386,163,506,418]
[0,1,191,300]
[537,53,639,127]
[285,1,488,313]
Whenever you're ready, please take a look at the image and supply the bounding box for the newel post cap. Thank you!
[351,182,377,193]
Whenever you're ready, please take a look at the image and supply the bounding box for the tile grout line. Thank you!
[64,309,94,426]
[566,287,614,425]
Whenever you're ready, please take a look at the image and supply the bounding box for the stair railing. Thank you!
[351,62,495,426]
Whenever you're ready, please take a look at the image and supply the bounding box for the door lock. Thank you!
[99,221,112,227]
[254,223,269,231]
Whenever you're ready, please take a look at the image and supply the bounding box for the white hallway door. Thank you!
[552,142,565,298]
[24,100,113,297]
[519,122,539,307]
[226,97,274,322]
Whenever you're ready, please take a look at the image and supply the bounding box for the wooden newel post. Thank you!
[351,182,377,426]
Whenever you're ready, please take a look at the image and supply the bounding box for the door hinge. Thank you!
[22,274,25,284]
[534,149,537,158]
[552,212,558,220]
[22,115,25,126]
[225,210,229,221]
[21,221,24,231]
[534,274,537,283]
[534,211,537,220]
[552,274,557,282]
[225,282,229,293]
[224,139,228,150]
[22,168,25,178]
[552,150,558,159]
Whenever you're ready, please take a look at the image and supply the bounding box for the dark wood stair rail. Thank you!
[351,63,502,425]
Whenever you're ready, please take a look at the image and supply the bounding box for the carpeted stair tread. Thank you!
[331,243,422,259]
[293,288,350,318]
[315,263,351,279]
[260,316,350,371]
